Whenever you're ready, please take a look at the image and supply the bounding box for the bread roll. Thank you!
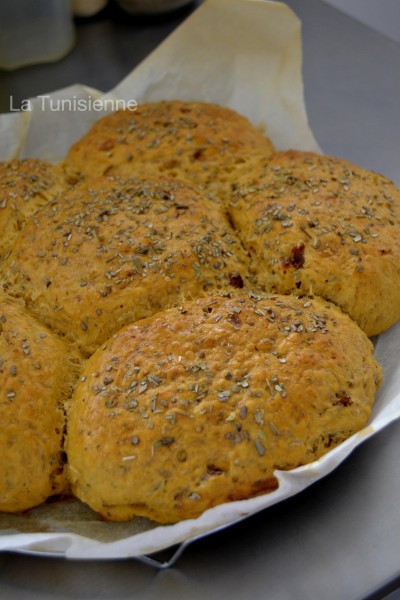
[66,291,381,523]
[0,293,80,512]
[0,176,252,356]
[63,100,275,203]
[228,150,400,335]
[0,106,388,525]
[0,159,64,261]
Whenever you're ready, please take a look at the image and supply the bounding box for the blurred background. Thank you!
[322,0,400,43]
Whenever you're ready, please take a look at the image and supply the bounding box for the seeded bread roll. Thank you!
[63,100,275,203]
[0,176,251,356]
[228,150,400,336]
[66,291,381,524]
[0,293,79,513]
[0,159,65,261]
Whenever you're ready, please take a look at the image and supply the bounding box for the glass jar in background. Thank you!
[0,0,76,71]
[115,0,194,15]
[71,0,109,18]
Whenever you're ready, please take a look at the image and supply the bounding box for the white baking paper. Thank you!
[0,0,399,562]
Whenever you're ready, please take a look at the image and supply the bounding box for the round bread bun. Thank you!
[66,291,381,524]
[228,150,400,336]
[0,159,65,261]
[0,176,252,356]
[0,293,80,513]
[63,100,275,203]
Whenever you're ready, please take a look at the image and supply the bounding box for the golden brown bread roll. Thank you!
[0,159,65,261]
[228,150,400,336]
[63,100,275,203]
[0,176,252,356]
[0,293,80,513]
[66,291,381,524]
[0,104,390,525]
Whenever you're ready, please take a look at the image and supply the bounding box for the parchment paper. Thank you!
[0,0,399,561]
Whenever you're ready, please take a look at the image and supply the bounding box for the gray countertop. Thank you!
[0,1,400,598]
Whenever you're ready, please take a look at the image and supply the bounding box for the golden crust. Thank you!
[228,150,400,336]
[66,291,381,524]
[63,100,275,202]
[0,106,390,522]
[0,159,65,261]
[0,293,80,512]
[0,176,252,356]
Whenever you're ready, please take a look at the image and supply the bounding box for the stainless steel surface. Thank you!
[320,0,400,44]
[0,0,400,598]
[295,0,400,187]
